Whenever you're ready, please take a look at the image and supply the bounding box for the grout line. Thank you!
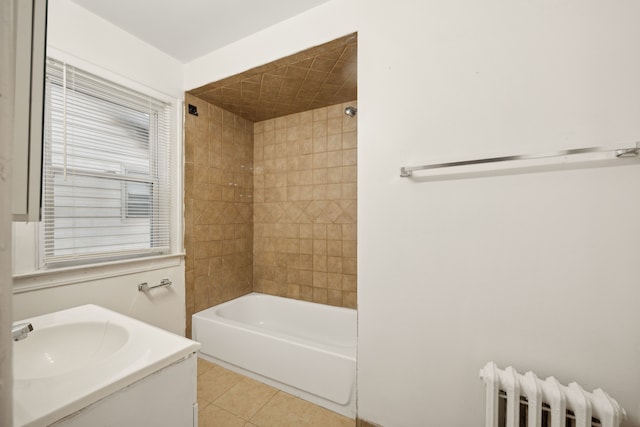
[199,402,251,426]
[212,402,251,423]
[247,389,282,424]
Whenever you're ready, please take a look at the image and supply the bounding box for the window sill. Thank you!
[12,253,185,294]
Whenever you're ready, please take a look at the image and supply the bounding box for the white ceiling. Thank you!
[71,0,333,63]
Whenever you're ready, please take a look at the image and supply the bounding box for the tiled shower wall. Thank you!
[184,94,254,335]
[253,102,357,308]
[184,97,357,335]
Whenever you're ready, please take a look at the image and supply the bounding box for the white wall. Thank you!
[12,0,187,335]
[357,1,640,426]
[13,261,185,334]
[48,0,183,98]
[185,1,640,426]
[361,1,640,426]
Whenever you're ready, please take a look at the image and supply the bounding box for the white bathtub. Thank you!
[192,293,357,417]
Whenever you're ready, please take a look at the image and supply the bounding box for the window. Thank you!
[42,58,171,266]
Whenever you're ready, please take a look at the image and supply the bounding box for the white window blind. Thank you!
[42,58,171,266]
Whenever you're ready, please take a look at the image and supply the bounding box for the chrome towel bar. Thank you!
[400,143,640,178]
[138,278,172,292]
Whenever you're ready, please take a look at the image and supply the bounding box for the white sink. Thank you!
[13,304,200,427]
[14,321,129,380]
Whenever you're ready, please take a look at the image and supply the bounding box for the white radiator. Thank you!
[479,362,626,427]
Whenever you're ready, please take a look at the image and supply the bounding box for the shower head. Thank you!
[344,106,357,117]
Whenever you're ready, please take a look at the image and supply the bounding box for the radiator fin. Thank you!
[480,362,626,427]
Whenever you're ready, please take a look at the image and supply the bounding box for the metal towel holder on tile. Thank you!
[399,143,640,178]
[138,279,172,292]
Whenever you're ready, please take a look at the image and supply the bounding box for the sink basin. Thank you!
[14,321,129,380]
[13,304,200,427]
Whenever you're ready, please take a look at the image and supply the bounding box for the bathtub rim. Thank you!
[192,292,357,359]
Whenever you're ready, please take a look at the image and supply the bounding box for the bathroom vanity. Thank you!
[13,305,200,427]
[49,355,197,427]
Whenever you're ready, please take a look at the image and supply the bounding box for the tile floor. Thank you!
[197,357,355,427]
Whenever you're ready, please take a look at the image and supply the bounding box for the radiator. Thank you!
[479,362,626,427]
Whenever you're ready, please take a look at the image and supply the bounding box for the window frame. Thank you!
[24,54,183,273]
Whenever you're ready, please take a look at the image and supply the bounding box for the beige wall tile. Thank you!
[328,273,342,290]
[327,104,343,118]
[343,131,357,149]
[252,102,357,308]
[184,96,254,335]
[313,287,328,304]
[343,291,357,309]
[343,274,357,292]
[327,134,342,151]
[313,136,327,153]
[187,99,356,318]
[313,107,328,121]
[328,289,343,306]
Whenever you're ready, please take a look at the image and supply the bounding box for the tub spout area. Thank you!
[12,322,33,341]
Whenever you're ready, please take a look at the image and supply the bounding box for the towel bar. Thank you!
[400,143,640,178]
[138,278,172,292]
